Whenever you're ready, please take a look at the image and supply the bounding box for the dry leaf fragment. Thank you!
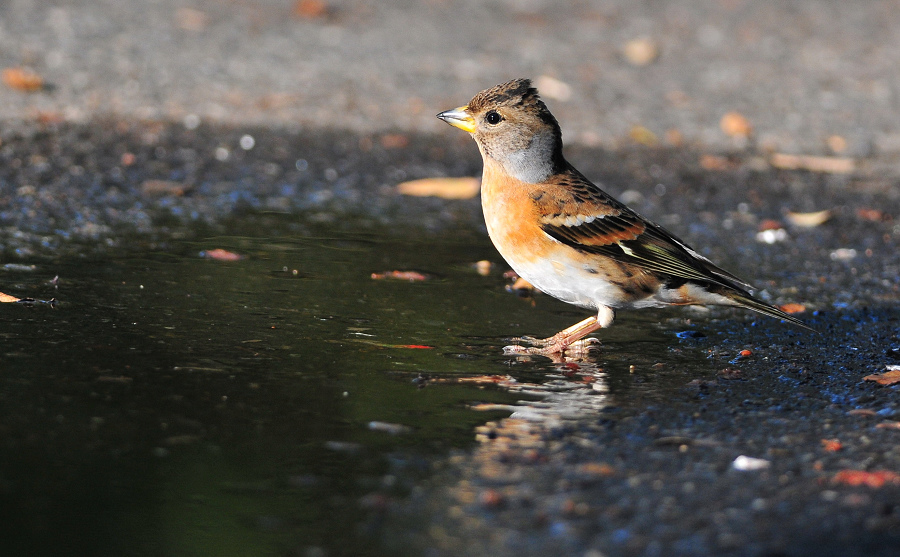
[856,208,889,222]
[786,209,831,228]
[454,375,515,386]
[622,37,659,66]
[201,249,243,261]
[0,292,21,303]
[396,177,480,200]
[832,470,900,488]
[779,303,806,314]
[699,154,733,171]
[579,462,616,476]
[293,0,329,18]
[142,180,188,196]
[770,153,855,174]
[370,270,429,281]
[821,439,843,452]
[2,67,44,92]
[379,133,409,149]
[758,219,784,231]
[863,367,900,386]
[470,403,517,411]
[344,338,433,350]
[720,112,753,138]
[630,125,658,146]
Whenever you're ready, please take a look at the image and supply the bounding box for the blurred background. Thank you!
[2,0,900,159]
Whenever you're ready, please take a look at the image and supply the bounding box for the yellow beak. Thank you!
[436,106,476,133]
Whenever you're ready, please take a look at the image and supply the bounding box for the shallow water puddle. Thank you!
[0,219,727,556]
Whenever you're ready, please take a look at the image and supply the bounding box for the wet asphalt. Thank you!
[2,0,900,555]
[390,305,900,557]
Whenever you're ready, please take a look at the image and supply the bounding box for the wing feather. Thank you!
[537,168,753,291]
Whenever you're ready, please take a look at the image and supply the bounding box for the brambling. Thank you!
[437,78,809,355]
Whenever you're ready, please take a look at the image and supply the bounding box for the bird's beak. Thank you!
[437,106,476,133]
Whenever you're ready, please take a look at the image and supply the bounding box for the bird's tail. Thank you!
[728,292,816,332]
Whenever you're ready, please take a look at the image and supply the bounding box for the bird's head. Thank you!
[437,78,564,183]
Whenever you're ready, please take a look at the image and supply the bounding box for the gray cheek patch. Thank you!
[503,130,556,184]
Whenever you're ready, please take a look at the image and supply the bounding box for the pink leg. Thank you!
[506,306,614,356]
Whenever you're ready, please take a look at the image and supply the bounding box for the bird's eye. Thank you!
[485,111,502,125]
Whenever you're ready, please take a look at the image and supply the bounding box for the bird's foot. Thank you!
[503,336,600,359]
[508,334,553,347]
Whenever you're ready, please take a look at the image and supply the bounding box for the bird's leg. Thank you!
[519,315,599,347]
[507,307,614,356]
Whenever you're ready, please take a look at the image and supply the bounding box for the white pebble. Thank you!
[239,134,255,150]
[732,455,771,471]
[755,228,788,244]
[829,248,857,261]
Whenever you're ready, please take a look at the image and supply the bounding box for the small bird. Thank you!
[437,78,809,355]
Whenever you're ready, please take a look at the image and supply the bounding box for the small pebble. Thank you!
[622,37,659,66]
[732,455,770,471]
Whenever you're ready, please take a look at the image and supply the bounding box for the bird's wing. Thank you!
[535,169,754,291]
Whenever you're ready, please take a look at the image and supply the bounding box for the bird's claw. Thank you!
[503,336,600,359]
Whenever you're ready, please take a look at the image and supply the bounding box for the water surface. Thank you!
[0,217,725,556]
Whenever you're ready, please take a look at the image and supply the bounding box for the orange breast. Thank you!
[480,161,552,269]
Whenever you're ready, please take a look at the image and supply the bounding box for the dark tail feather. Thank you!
[729,293,816,332]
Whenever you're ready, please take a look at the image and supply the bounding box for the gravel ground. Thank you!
[0,119,480,257]
[2,0,900,253]
[391,306,900,557]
